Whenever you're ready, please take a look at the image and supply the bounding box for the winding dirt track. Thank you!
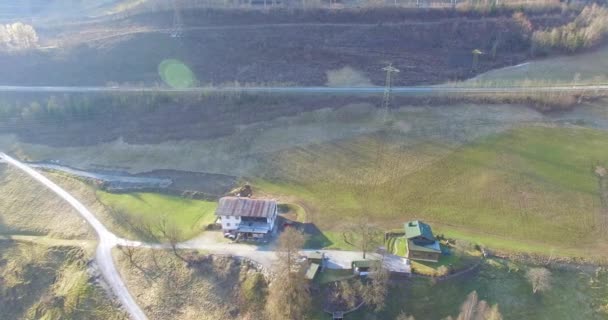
[0,152,148,320]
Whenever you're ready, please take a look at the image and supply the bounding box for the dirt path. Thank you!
[0,152,148,320]
[0,234,96,249]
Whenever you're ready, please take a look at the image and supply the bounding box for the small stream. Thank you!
[29,162,172,190]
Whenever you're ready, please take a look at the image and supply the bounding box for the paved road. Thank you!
[0,152,148,320]
[1,84,607,94]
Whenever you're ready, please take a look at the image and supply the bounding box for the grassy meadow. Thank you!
[351,258,608,320]
[6,98,608,257]
[96,191,217,241]
[257,125,608,260]
[467,45,608,85]
[25,170,215,242]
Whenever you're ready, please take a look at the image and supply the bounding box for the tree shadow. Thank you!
[302,222,332,249]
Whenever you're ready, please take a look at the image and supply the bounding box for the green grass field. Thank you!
[349,258,608,320]
[257,125,608,259]
[96,191,217,241]
[385,234,407,257]
[468,45,608,85]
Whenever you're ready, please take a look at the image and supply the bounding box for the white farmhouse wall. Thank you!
[220,215,241,231]
[220,206,278,233]
[266,207,278,230]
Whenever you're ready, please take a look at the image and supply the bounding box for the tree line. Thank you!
[0,22,38,51]
[532,3,608,53]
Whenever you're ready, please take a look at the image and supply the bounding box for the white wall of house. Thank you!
[220,206,278,233]
[266,207,278,230]
[220,215,241,231]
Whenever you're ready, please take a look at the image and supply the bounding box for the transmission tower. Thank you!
[171,0,184,38]
[25,0,33,24]
[381,64,399,122]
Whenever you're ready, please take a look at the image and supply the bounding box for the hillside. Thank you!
[0,240,127,320]
[0,164,95,239]
[256,125,608,260]
[114,248,268,320]
[0,8,575,86]
[468,44,608,84]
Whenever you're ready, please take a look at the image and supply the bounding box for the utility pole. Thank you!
[471,49,483,70]
[381,64,399,123]
[25,0,33,24]
[171,0,183,38]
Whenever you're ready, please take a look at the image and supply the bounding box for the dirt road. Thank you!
[0,152,148,320]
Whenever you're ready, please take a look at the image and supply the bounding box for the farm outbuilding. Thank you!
[351,259,380,276]
[404,220,442,262]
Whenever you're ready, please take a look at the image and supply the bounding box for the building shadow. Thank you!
[302,222,332,249]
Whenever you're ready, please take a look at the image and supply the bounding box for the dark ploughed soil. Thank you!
[0,8,574,87]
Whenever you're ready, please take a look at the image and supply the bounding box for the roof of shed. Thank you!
[404,220,436,241]
[306,251,324,261]
[305,263,320,280]
[215,197,277,218]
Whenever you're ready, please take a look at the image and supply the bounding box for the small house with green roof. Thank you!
[404,220,441,262]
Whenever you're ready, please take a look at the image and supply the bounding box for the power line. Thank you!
[171,0,183,38]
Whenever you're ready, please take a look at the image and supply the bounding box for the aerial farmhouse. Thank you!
[215,196,278,239]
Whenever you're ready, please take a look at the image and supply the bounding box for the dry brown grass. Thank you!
[0,164,95,239]
[114,248,268,320]
[0,240,127,320]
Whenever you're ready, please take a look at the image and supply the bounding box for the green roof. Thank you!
[305,263,320,280]
[404,220,436,241]
[307,252,324,261]
[351,259,380,269]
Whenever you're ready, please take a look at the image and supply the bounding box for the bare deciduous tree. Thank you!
[118,244,138,265]
[275,227,306,272]
[526,267,552,294]
[331,280,361,310]
[452,291,503,320]
[0,22,38,50]
[396,312,416,320]
[266,228,311,320]
[166,221,184,258]
[362,259,390,311]
[343,215,382,259]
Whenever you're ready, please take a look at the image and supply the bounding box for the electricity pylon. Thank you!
[381,64,399,123]
[171,0,184,38]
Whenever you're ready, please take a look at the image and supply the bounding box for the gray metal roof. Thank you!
[215,196,277,218]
